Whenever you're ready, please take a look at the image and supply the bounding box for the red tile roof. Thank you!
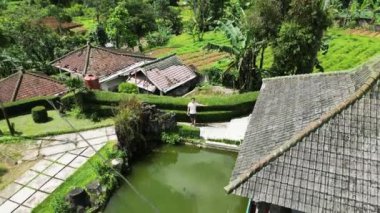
[52,44,154,78]
[0,71,67,103]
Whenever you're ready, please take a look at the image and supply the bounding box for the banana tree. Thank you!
[205,20,264,91]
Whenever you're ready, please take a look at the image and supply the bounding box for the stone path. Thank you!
[199,115,251,141]
[0,126,116,213]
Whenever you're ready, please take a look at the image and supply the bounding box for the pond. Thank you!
[104,145,247,213]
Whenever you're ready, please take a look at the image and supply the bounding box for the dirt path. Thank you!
[346,29,380,38]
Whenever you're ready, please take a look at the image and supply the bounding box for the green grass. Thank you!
[0,110,114,138]
[33,142,116,213]
[72,16,97,31]
[177,124,200,139]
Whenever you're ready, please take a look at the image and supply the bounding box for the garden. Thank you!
[0,0,380,212]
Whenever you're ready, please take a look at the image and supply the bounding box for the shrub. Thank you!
[52,196,70,213]
[117,82,138,94]
[94,161,118,191]
[31,106,48,123]
[65,3,84,17]
[68,106,85,119]
[204,68,223,85]
[161,132,182,145]
[146,25,172,47]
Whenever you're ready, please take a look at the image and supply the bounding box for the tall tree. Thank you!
[271,0,331,76]
[153,0,183,34]
[189,0,228,40]
[124,0,157,51]
[247,0,287,69]
[106,2,136,48]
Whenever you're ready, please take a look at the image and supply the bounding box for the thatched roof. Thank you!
[226,59,380,212]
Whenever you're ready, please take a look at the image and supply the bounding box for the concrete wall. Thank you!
[100,77,127,92]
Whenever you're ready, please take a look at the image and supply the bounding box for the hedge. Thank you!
[61,91,258,122]
[0,96,58,119]
[80,90,258,111]
[166,109,252,123]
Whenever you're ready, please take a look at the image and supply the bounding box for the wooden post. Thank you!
[0,101,14,136]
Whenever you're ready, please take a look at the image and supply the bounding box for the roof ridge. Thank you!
[11,71,23,101]
[95,46,155,60]
[50,45,87,64]
[224,62,380,194]
[0,71,20,84]
[141,53,177,68]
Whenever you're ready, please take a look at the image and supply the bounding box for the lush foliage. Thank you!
[146,24,172,47]
[105,2,135,48]
[117,82,138,94]
[52,196,70,213]
[31,106,48,123]
[93,160,119,192]
[161,132,182,144]
[271,0,331,75]
[114,97,145,157]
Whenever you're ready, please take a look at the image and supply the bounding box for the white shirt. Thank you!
[188,102,198,114]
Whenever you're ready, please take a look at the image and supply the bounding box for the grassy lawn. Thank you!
[148,28,380,73]
[33,142,116,213]
[0,110,114,138]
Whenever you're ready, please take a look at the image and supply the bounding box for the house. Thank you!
[225,60,380,212]
[51,44,155,91]
[0,71,66,103]
[127,54,198,96]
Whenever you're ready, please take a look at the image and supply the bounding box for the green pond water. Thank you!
[104,145,247,213]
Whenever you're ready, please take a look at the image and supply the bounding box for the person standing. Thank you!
[187,98,205,126]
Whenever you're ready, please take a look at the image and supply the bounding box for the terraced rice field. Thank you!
[147,32,231,72]
[147,28,380,73]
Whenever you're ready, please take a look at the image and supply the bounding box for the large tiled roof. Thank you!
[135,54,197,93]
[52,44,154,78]
[226,59,380,212]
[0,71,66,103]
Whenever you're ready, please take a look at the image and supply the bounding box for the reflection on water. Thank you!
[104,145,247,213]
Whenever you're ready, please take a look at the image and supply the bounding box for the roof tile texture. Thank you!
[0,72,66,102]
[139,55,197,93]
[53,45,152,78]
[230,61,380,212]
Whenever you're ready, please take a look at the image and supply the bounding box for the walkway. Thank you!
[199,115,251,141]
[0,126,116,213]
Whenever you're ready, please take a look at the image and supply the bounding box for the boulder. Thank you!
[66,187,91,212]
